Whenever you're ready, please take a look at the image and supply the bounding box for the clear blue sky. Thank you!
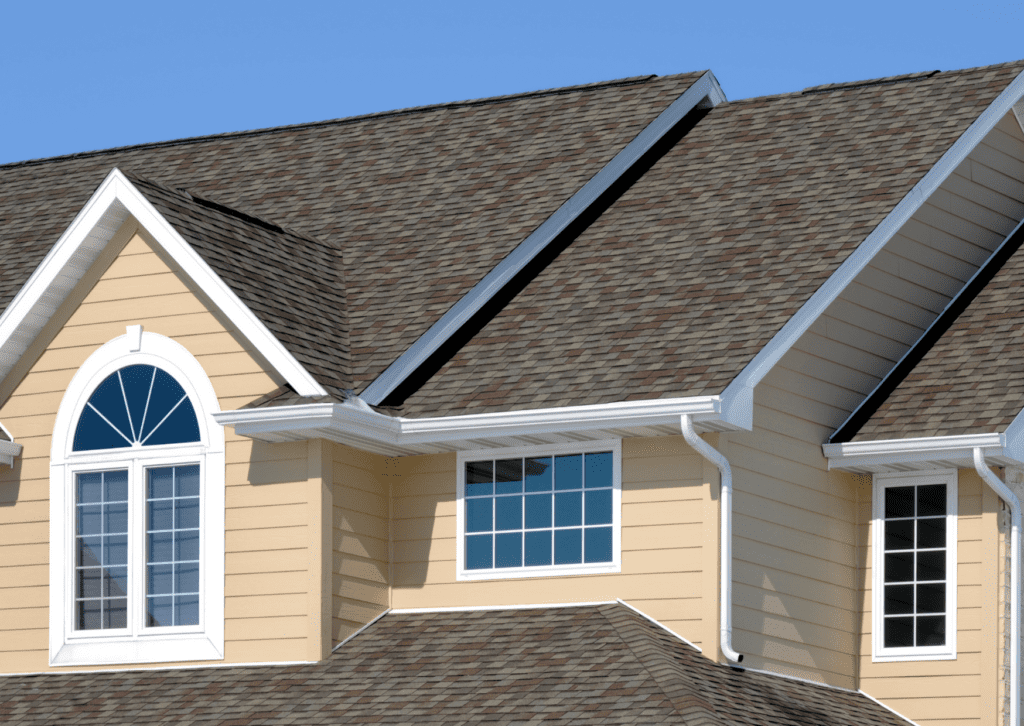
[2,1,1022,165]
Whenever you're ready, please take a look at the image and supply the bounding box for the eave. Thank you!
[214,395,736,456]
[823,432,1024,474]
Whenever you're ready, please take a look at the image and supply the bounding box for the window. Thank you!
[457,441,621,580]
[50,330,224,666]
[872,470,957,662]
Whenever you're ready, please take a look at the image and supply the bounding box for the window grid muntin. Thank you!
[74,470,129,631]
[146,464,201,628]
[464,452,614,570]
[881,483,948,649]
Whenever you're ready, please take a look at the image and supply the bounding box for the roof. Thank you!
[399,61,1024,416]
[852,221,1024,441]
[0,604,910,725]
[0,73,702,398]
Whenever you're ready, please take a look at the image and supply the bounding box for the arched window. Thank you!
[50,330,225,666]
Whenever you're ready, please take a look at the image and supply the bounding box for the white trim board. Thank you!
[360,71,727,407]
[823,432,1024,473]
[720,66,1024,429]
[214,394,735,456]
[0,168,326,400]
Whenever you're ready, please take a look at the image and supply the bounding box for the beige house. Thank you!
[1,61,1024,724]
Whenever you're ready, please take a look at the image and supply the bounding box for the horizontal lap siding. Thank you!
[389,437,711,647]
[0,231,313,673]
[332,445,389,644]
[858,471,1000,725]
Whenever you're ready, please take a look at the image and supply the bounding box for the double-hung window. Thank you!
[50,331,225,666]
[872,470,957,661]
[457,440,621,580]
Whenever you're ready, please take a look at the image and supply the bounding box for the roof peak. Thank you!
[0,72,699,171]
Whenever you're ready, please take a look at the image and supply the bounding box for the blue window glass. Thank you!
[73,365,200,451]
[75,470,129,630]
[146,465,200,627]
[465,450,615,572]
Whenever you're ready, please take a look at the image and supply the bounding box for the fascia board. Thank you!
[360,71,727,407]
[214,395,724,453]
[0,169,327,398]
[722,67,1024,408]
[824,433,1012,472]
[0,439,22,468]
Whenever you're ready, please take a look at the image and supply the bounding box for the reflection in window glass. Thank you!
[146,465,201,627]
[75,470,129,630]
[464,451,613,571]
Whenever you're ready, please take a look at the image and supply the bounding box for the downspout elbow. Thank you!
[974,447,1020,726]
[681,414,743,664]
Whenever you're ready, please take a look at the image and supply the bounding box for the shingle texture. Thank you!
[0,73,701,395]
[854,233,1024,440]
[400,62,1024,416]
[0,605,909,725]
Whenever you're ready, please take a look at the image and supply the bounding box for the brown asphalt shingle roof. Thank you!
[399,61,1024,417]
[853,228,1024,441]
[0,605,910,725]
[0,73,702,397]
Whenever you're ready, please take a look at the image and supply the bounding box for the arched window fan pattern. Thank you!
[73,364,201,451]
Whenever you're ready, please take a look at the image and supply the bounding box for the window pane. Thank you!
[176,531,200,561]
[554,529,582,565]
[105,567,128,598]
[584,490,612,525]
[144,398,201,447]
[105,599,127,629]
[885,487,914,519]
[884,552,913,582]
[148,564,174,595]
[466,499,492,533]
[149,499,173,531]
[585,452,613,489]
[524,494,552,529]
[884,520,914,551]
[917,485,946,517]
[148,596,173,627]
[175,563,200,594]
[495,533,522,568]
[140,368,190,443]
[104,470,128,502]
[77,472,103,504]
[175,595,200,627]
[78,568,102,598]
[884,585,914,615]
[104,535,127,566]
[884,617,914,648]
[176,465,201,497]
[175,498,200,529]
[104,503,128,534]
[149,532,173,563]
[917,518,945,549]
[77,600,102,630]
[465,461,493,497]
[525,457,552,492]
[466,534,492,570]
[146,465,202,628]
[917,583,945,614]
[917,551,945,582]
[554,492,582,527]
[120,364,155,437]
[148,467,175,500]
[524,531,552,566]
[494,496,522,531]
[494,459,522,495]
[916,615,945,646]
[78,537,102,568]
[584,527,612,563]
[554,455,582,491]
[78,505,102,536]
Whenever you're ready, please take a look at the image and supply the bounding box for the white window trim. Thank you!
[872,469,957,662]
[49,330,225,666]
[456,439,622,582]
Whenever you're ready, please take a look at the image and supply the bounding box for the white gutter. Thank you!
[0,421,21,468]
[215,394,740,456]
[974,448,1020,726]
[823,433,1011,474]
[680,413,743,663]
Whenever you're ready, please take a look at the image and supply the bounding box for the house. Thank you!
[0,58,1023,724]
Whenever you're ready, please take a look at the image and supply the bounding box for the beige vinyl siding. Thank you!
[332,444,390,644]
[858,470,1001,726]
[389,436,716,648]
[0,228,327,673]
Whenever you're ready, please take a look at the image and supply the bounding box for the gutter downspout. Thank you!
[681,414,743,663]
[974,447,1020,726]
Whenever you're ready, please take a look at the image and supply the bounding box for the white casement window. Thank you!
[872,469,957,662]
[456,440,621,581]
[49,330,224,666]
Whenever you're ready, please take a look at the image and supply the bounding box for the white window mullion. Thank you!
[131,458,145,636]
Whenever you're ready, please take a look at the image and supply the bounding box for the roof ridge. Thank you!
[600,603,725,725]
[802,70,940,95]
[0,73,676,171]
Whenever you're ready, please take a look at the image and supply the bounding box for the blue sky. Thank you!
[2,1,1023,165]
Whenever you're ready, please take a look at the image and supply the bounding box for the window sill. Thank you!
[872,647,957,663]
[457,561,620,582]
[51,632,223,667]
